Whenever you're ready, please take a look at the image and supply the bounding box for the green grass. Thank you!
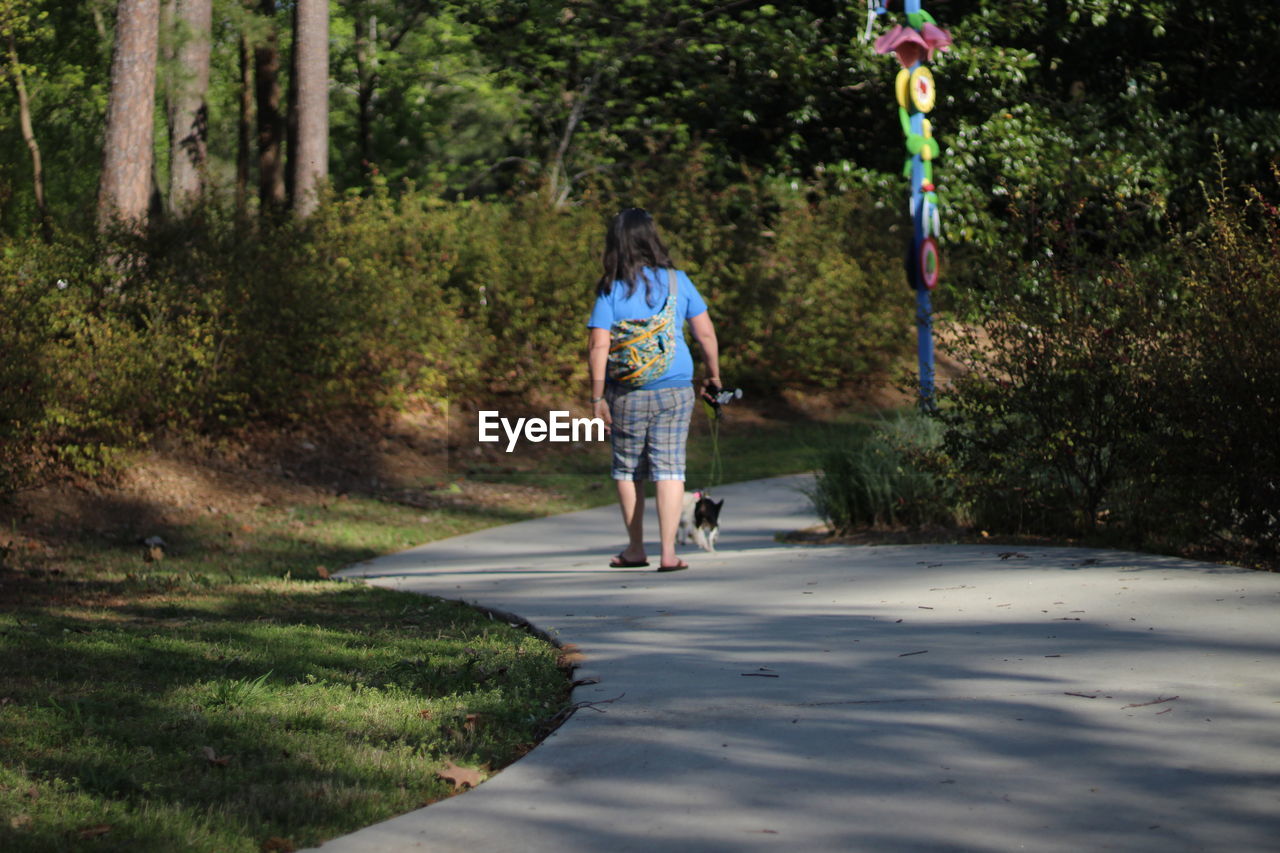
[0,408,870,851]
[0,488,580,852]
[0,583,563,852]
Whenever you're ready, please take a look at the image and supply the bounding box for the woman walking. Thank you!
[587,208,721,572]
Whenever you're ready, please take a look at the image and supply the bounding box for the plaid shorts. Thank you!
[607,386,696,482]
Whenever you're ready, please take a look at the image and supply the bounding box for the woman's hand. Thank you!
[594,397,612,434]
[700,377,722,405]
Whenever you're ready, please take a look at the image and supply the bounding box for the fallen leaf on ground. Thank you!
[262,837,295,852]
[316,566,330,579]
[77,824,111,840]
[557,644,584,668]
[437,759,485,791]
[201,746,231,767]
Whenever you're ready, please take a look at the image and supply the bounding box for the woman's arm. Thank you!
[687,311,721,394]
[587,326,612,430]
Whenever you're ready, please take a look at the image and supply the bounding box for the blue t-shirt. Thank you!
[588,267,708,390]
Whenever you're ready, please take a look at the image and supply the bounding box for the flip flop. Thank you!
[656,560,689,572]
[610,553,649,568]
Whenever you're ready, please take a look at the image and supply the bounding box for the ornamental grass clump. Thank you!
[808,411,957,534]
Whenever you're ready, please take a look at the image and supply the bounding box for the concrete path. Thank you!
[319,475,1280,852]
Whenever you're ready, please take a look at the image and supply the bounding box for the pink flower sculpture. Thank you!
[874,22,953,69]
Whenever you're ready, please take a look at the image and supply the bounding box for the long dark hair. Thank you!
[596,208,674,303]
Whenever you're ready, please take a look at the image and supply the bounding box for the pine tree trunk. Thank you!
[254,0,285,213]
[168,0,212,213]
[98,0,160,231]
[290,0,328,218]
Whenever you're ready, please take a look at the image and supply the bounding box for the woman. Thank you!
[587,208,721,572]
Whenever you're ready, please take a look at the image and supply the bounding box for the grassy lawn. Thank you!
[0,493,573,853]
[0,405,869,852]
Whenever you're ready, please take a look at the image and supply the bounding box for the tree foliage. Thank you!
[1,0,1275,245]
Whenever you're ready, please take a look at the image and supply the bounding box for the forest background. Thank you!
[2,0,1279,558]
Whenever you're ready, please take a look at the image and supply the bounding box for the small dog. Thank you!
[678,490,724,552]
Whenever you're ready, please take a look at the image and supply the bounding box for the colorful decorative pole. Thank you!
[868,1,951,408]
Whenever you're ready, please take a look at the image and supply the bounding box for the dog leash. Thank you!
[700,387,742,489]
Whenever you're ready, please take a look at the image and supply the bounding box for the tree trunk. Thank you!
[5,32,50,241]
[98,0,160,231]
[284,4,297,204]
[290,0,328,217]
[91,0,108,40]
[354,10,377,173]
[548,74,595,208]
[236,32,253,221]
[168,0,212,214]
[254,0,285,213]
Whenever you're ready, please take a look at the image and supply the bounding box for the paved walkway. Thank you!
[319,475,1280,852]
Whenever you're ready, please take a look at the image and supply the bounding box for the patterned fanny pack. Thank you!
[606,268,678,387]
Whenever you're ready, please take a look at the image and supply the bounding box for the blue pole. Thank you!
[907,86,935,408]
[916,288,935,403]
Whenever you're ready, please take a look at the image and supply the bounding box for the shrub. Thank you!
[443,195,600,400]
[0,239,60,491]
[728,185,910,390]
[0,233,150,488]
[935,255,1177,536]
[1,170,914,491]
[1142,185,1280,556]
[808,411,957,533]
[936,179,1280,561]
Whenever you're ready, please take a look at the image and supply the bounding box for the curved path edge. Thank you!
[315,475,1280,852]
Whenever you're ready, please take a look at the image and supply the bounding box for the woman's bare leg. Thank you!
[656,479,685,567]
[616,479,646,562]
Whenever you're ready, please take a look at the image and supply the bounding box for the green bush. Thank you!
[443,195,600,400]
[0,233,150,488]
[729,185,909,390]
[935,256,1176,536]
[0,170,915,492]
[936,179,1280,560]
[1142,185,1280,555]
[808,411,957,533]
[0,239,60,492]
